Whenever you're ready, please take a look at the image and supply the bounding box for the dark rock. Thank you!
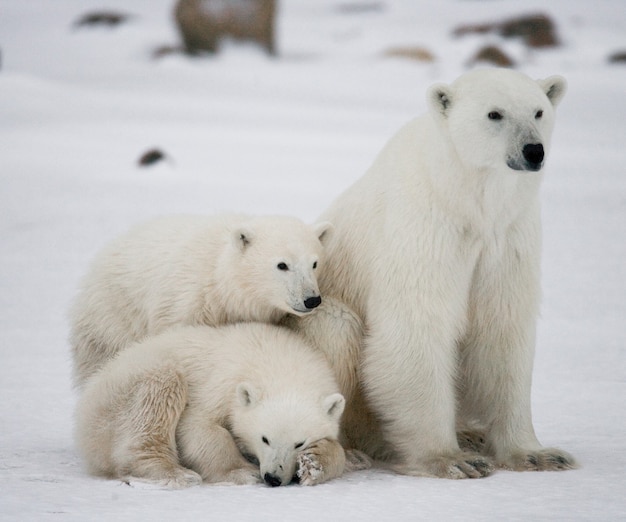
[74,11,131,28]
[608,51,626,64]
[138,149,167,167]
[454,13,559,49]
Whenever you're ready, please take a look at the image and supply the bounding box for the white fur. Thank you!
[69,214,332,387]
[316,68,577,477]
[75,323,346,488]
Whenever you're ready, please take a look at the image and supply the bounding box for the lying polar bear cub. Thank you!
[75,323,348,488]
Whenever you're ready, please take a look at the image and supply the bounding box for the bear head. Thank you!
[232,382,345,487]
[231,216,333,316]
[427,68,566,173]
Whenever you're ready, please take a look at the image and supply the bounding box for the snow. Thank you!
[1,0,625,520]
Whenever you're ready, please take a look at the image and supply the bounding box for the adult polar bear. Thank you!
[318,68,577,478]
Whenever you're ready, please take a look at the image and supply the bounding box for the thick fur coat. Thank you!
[315,68,577,477]
[75,323,347,488]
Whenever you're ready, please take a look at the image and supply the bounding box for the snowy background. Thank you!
[1,0,625,520]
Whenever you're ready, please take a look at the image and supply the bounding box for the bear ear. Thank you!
[427,83,453,118]
[233,227,253,252]
[537,75,567,107]
[312,221,333,246]
[237,382,260,407]
[323,393,345,421]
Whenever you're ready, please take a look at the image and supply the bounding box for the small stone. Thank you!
[138,149,166,167]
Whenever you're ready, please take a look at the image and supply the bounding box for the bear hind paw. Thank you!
[393,452,495,479]
[500,447,578,471]
[211,467,262,486]
[123,466,202,489]
[344,449,373,472]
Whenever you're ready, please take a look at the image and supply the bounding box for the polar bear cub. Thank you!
[75,323,346,488]
[69,214,332,387]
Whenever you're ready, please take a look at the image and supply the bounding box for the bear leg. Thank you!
[117,366,202,488]
[459,225,577,471]
[177,418,261,485]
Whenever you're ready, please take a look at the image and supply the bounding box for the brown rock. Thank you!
[384,46,435,63]
[454,13,559,49]
[174,0,277,56]
[470,45,515,68]
[499,14,558,48]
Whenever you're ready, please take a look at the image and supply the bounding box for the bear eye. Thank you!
[312,261,318,269]
[262,436,270,445]
[277,262,289,271]
[294,441,305,449]
[488,111,503,121]
[535,110,543,119]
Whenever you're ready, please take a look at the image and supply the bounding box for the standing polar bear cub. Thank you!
[70,214,332,387]
[75,323,347,488]
[317,68,577,477]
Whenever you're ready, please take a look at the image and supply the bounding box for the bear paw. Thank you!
[296,452,324,486]
[213,467,262,486]
[500,447,578,471]
[457,429,487,454]
[296,438,346,485]
[124,467,203,490]
[393,452,495,479]
[344,449,373,472]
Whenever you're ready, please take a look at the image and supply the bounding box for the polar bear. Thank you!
[69,214,332,388]
[315,68,577,478]
[75,323,347,488]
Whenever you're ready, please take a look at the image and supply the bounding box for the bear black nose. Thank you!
[264,473,282,487]
[522,143,544,168]
[304,296,321,309]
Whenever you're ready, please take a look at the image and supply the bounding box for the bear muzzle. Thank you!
[507,142,544,172]
[264,472,283,487]
[522,143,544,171]
[304,295,322,310]
[290,295,322,314]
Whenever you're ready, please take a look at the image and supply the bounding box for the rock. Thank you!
[454,13,559,49]
[469,45,515,67]
[138,149,167,167]
[74,11,131,28]
[608,51,626,64]
[174,0,277,56]
[384,46,435,63]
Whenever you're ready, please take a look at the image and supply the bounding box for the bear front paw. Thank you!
[296,452,324,486]
[296,438,346,485]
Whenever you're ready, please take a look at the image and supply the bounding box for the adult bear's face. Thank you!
[427,68,567,175]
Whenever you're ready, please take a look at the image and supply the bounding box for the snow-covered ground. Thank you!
[1,0,625,520]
